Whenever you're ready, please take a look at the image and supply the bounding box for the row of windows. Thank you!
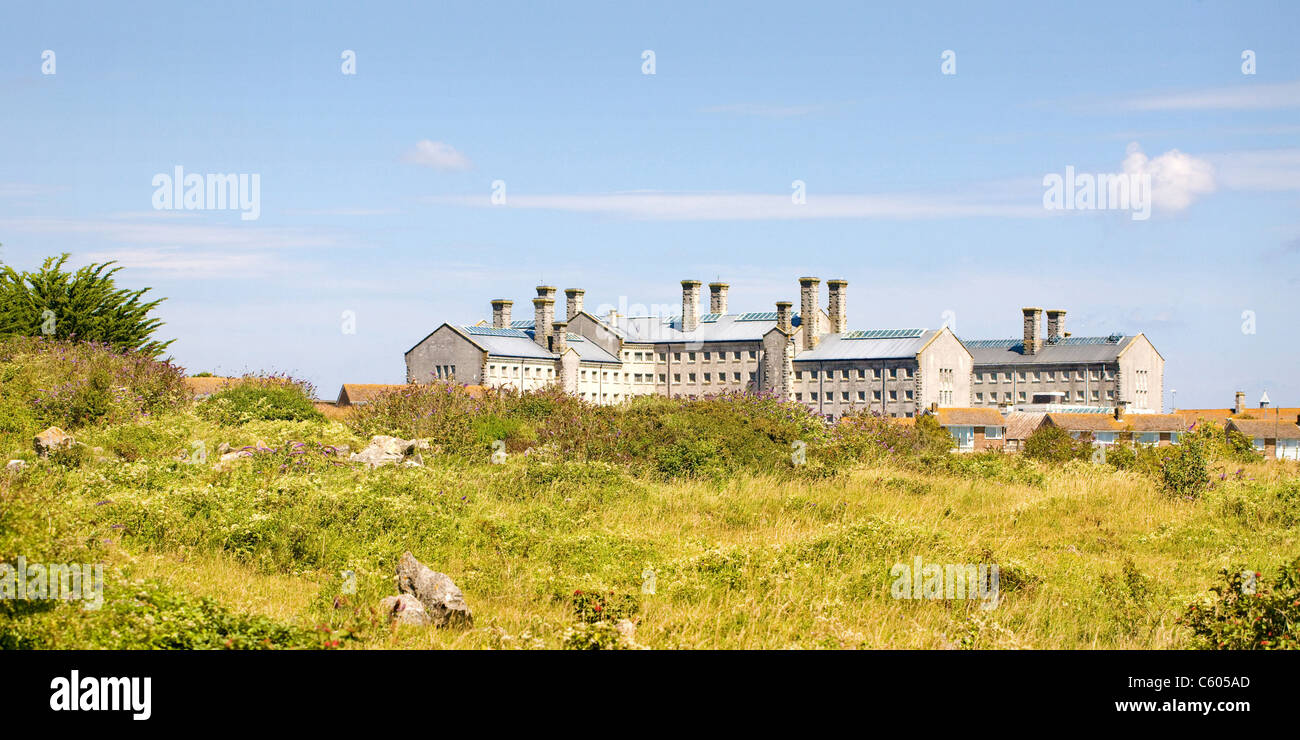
[795,366,912,382]
[796,390,915,403]
[672,372,757,384]
[434,365,457,379]
[975,369,1113,384]
[620,349,762,363]
[486,364,554,379]
[975,389,1114,404]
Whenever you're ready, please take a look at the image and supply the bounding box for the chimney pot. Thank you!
[827,279,848,335]
[551,321,568,356]
[564,288,584,321]
[681,280,702,332]
[1022,307,1043,355]
[708,282,729,315]
[799,277,821,351]
[1046,309,1066,344]
[491,299,513,329]
[775,301,793,334]
[533,297,555,348]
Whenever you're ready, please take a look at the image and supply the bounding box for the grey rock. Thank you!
[379,594,432,626]
[216,442,231,456]
[34,426,74,457]
[349,435,426,468]
[395,552,472,629]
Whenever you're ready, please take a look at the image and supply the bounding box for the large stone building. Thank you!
[963,308,1164,412]
[405,277,972,418]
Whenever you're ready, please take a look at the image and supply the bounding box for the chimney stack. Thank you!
[1022,307,1043,355]
[681,280,701,332]
[491,299,513,329]
[799,277,821,351]
[827,279,848,335]
[775,301,793,334]
[564,288,584,321]
[1046,309,1066,344]
[708,282,729,315]
[533,297,555,348]
[1114,401,1126,421]
[1234,391,1246,415]
[551,321,568,356]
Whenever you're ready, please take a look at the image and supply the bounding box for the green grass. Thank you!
[3,401,1297,649]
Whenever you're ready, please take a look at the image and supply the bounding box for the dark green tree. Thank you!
[0,253,172,356]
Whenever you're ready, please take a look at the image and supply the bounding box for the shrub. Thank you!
[1023,425,1092,464]
[1157,433,1210,499]
[0,336,188,439]
[1180,558,1300,650]
[570,589,640,624]
[196,374,322,425]
[827,411,952,465]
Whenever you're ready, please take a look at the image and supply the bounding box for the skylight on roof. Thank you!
[843,328,925,340]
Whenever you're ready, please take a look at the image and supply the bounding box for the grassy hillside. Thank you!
[2,338,1297,649]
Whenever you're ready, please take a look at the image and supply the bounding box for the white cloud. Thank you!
[402,140,473,171]
[1121,143,1216,211]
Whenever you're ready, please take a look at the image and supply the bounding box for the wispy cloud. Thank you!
[423,190,1044,221]
[1209,148,1300,191]
[1113,80,1300,112]
[402,140,473,171]
[0,217,345,249]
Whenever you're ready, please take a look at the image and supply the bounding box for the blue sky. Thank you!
[1,1,1297,408]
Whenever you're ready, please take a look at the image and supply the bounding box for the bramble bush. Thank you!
[1023,425,1093,464]
[1156,433,1211,499]
[0,336,187,444]
[1180,558,1300,650]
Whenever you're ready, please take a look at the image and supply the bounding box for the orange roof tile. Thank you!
[1227,418,1300,441]
[935,408,1006,427]
[1044,413,1124,432]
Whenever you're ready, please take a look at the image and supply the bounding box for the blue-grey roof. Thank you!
[794,330,939,362]
[962,335,1135,366]
[608,313,802,344]
[460,325,619,363]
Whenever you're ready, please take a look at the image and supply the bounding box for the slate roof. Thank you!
[457,325,620,364]
[795,330,939,362]
[961,335,1136,365]
[602,313,804,344]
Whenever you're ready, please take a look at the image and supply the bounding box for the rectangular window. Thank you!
[985,426,1003,440]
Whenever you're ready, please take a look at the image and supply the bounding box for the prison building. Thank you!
[933,408,1007,452]
[964,308,1164,412]
[404,277,971,418]
[1226,416,1300,460]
